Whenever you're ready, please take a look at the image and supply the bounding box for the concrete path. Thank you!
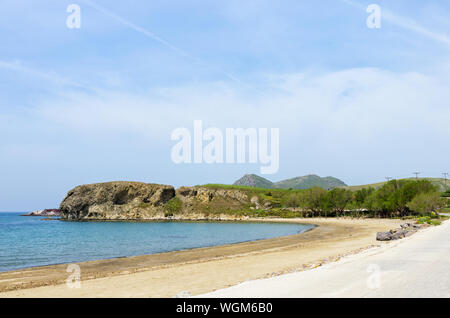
[200,220,450,298]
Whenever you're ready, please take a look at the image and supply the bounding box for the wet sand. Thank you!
[0,218,403,298]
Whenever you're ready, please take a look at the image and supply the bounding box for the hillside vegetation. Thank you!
[341,178,449,192]
[200,179,447,219]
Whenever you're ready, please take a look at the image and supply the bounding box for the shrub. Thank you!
[138,202,151,209]
[429,220,441,226]
[165,197,182,214]
[407,192,446,215]
[417,216,431,224]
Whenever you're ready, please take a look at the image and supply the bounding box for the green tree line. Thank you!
[283,180,446,218]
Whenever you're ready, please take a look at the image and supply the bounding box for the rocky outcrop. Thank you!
[22,209,61,217]
[376,223,422,241]
[176,186,249,215]
[60,182,175,220]
[58,181,255,221]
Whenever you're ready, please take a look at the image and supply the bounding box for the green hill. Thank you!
[233,174,347,190]
[232,174,274,188]
[274,175,346,190]
[342,178,449,192]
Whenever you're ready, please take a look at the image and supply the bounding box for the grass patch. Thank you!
[164,197,182,215]
[416,216,443,226]
[138,202,151,209]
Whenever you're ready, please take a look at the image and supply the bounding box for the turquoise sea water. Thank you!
[0,212,314,272]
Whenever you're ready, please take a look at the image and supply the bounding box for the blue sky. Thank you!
[1,0,450,211]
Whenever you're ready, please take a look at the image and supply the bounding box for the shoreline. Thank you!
[0,217,404,297]
[0,218,316,274]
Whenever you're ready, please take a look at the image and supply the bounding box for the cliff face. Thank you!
[166,186,250,220]
[176,186,249,212]
[60,182,175,220]
[59,182,253,221]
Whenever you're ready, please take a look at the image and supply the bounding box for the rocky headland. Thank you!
[59,181,255,221]
[60,182,175,220]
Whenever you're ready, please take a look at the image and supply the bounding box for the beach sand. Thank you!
[0,218,403,298]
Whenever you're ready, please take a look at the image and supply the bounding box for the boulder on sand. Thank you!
[376,223,421,241]
[376,232,392,241]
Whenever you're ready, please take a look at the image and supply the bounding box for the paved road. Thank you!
[201,220,450,298]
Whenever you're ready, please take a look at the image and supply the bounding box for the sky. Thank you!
[1,0,449,211]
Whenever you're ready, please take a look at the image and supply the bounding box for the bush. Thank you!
[429,220,441,226]
[417,216,431,224]
[165,197,182,214]
[407,192,446,215]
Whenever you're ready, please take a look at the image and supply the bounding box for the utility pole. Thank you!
[443,173,448,186]
[413,172,420,180]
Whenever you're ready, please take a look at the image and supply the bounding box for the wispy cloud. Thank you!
[341,0,450,46]
[0,60,89,90]
[383,10,450,46]
[80,0,246,85]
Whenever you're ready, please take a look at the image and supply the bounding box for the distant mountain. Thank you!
[274,175,347,190]
[233,174,274,188]
[233,174,347,190]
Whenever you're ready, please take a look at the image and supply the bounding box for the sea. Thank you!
[0,212,314,272]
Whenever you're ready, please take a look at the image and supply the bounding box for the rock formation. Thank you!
[59,182,252,221]
[60,182,175,220]
[22,209,61,217]
[175,186,249,215]
[376,223,422,241]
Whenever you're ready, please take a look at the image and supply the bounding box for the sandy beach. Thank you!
[0,218,403,298]
[200,218,450,298]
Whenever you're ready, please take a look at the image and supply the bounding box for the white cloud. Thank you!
[34,67,450,145]
[0,60,89,90]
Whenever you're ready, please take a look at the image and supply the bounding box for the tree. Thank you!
[366,179,438,217]
[407,192,446,216]
[327,188,353,216]
[304,187,328,215]
[354,187,375,208]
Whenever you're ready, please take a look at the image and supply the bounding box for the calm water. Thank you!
[0,212,313,272]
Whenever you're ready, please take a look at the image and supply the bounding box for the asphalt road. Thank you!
[200,219,450,298]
